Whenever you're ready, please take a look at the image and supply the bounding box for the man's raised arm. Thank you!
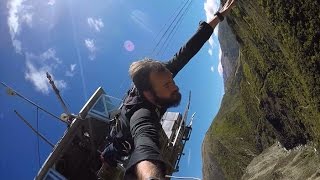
[165,0,237,77]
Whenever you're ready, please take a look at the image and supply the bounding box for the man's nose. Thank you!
[171,83,179,92]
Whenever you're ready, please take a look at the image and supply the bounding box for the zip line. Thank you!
[157,0,193,58]
[151,0,192,58]
[152,0,190,53]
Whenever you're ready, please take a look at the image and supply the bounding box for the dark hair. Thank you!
[129,58,167,93]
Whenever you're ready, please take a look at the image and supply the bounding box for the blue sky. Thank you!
[0,0,224,179]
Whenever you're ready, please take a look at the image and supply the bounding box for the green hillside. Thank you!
[202,0,320,179]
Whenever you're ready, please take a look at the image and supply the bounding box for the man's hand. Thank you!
[100,143,118,167]
[207,0,236,28]
[220,0,237,17]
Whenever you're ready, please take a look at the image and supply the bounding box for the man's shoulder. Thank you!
[124,86,142,106]
[130,106,155,119]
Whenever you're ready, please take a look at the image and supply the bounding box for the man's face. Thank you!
[149,70,181,108]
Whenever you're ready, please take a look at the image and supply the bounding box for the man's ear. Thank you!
[143,90,154,102]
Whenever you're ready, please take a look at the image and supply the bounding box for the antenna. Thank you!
[46,72,75,123]
[1,81,67,125]
[172,91,191,146]
[188,112,196,127]
[182,91,191,124]
[172,91,193,171]
[14,110,54,148]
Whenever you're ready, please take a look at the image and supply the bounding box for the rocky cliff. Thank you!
[218,19,239,88]
[202,0,320,179]
[241,142,320,180]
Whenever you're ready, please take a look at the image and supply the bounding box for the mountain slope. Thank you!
[202,0,320,179]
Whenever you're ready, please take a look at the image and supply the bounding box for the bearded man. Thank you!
[102,0,236,179]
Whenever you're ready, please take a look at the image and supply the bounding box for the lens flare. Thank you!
[124,40,135,52]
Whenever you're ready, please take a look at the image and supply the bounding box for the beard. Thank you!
[153,90,182,109]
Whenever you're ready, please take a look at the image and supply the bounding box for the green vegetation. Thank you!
[203,0,320,179]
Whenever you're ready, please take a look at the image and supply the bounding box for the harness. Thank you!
[102,87,162,167]
[102,87,143,165]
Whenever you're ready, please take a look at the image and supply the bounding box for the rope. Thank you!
[158,0,193,58]
[152,0,188,47]
[151,0,191,57]
[37,108,41,168]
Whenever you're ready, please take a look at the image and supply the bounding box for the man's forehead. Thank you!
[149,70,173,88]
[150,70,172,80]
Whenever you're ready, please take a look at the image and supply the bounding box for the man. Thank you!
[102,0,236,179]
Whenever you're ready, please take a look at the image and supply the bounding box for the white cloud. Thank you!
[218,61,223,76]
[7,0,23,37]
[204,0,219,24]
[6,1,66,94]
[12,39,22,53]
[65,71,73,77]
[65,64,77,77]
[7,0,34,53]
[40,48,61,63]
[208,48,213,56]
[7,0,23,53]
[21,13,33,27]
[204,0,224,76]
[87,18,104,32]
[204,0,220,57]
[218,47,223,77]
[25,61,51,94]
[70,64,76,71]
[131,10,153,33]
[55,80,67,89]
[210,66,215,72]
[24,49,67,94]
[85,39,96,52]
[214,25,219,37]
[48,0,55,6]
[84,39,97,60]
[208,37,214,48]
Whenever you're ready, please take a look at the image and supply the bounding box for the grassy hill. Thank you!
[202,0,320,179]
